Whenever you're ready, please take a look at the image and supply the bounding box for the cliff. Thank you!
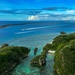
[43,33,75,75]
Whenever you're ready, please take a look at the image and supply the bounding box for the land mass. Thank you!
[0,44,30,75]
[44,32,75,75]
[30,32,75,75]
[0,21,49,29]
[1,32,75,75]
[0,23,28,28]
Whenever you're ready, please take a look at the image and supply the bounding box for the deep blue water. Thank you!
[0,20,75,45]
[0,21,75,75]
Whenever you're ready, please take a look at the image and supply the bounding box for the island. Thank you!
[0,44,30,75]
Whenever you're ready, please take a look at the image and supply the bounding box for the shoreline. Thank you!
[0,45,30,75]
[1,55,28,75]
[0,23,27,28]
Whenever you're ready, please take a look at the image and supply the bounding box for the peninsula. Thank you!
[30,32,75,75]
[0,44,30,75]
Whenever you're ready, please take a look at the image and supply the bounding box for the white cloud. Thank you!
[66,10,75,14]
[49,9,75,15]
[27,15,39,20]
[26,9,75,21]
[62,16,75,20]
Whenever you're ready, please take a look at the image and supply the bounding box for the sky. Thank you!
[0,0,75,21]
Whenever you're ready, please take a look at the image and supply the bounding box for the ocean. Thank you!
[0,20,75,75]
[0,21,75,45]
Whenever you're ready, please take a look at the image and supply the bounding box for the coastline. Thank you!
[0,21,75,75]
[0,45,30,75]
[0,23,27,28]
[3,55,28,75]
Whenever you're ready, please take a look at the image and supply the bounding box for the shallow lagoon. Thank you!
[11,34,57,75]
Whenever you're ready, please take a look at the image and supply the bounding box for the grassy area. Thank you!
[30,49,46,67]
[41,33,75,75]
[0,44,30,75]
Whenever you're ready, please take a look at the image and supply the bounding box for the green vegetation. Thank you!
[30,48,46,67]
[0,44,30,75]
[60,31,66,35]
[53,33,75,75]
[1,43,9,48]
[30,36,55,67]
[43,43,54,52]
[43,33,75,75]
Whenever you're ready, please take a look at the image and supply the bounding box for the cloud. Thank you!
[66,10,75,14]
[62,16,75,20]
[0,10,16,14]
[0,7,72,15]
[0,7,75,20]
[30,14,75,20]
[43,7,70,11]
[27,15,39,20]
[0,9,42,15]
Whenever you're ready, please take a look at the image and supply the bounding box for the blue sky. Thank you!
[0,0,75,20]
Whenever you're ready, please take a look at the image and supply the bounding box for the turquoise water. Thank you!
[0,21,75,75]
[10,33,57,75]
